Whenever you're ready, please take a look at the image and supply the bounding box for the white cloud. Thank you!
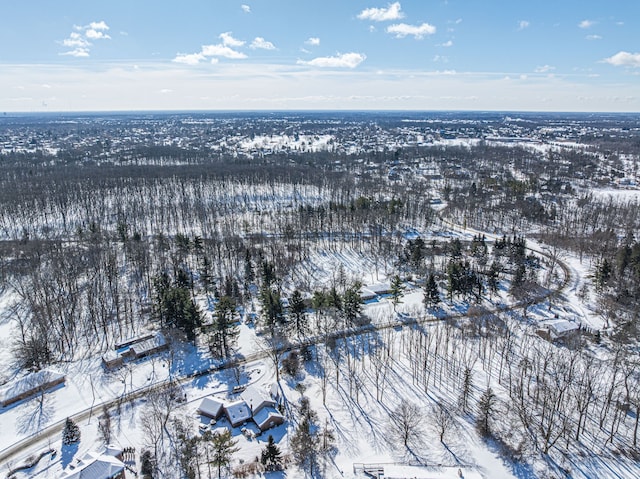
[306,37,320,46]
[603,51,640,68]
[241,4,251,13]
[534,65,555,73]
[440,40,453,47]
[518,20,530,30]
[86,29,111,40]
[63,32,90,48]
[160,89,173,94]
[202,44,247,59]
[219,32,245,47]
[173,52,206,65]
[358,2,404,22]
[299,52,366,68]
[586,34,602,40]
[387,22,436,39]
[250,37,276,50]
[59,21,111,57]
[88,21,109,31]
[579,19,595,29]
[61,48,90,57]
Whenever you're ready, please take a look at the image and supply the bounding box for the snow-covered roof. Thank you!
[366,282,392,295]
[129,332,167,357]
[60,448,124,479]
[198,396,224,419]
[224,399,252,426]
[252,406,284,431]
[241,385,275,414]
[542,319,579,336]
[0,369,65,407]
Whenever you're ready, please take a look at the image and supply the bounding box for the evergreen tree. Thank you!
[140,450,154,479]
[290,417,318,476]
[260,435,282,471]
[594,258,612,291]
[423,273,440,309]
[390,275,404,311]
[209,296,239,358]
[207,429,239,479]
[288,289,308,338]
[62,417,81,445]
[476,386,496,437]
[342,281,364,325]
[486,262,500,297]
[260,286,283,332]
[154,272,201,341]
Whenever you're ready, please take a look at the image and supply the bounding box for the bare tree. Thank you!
[432,402,455,443]
[388,399,423,449]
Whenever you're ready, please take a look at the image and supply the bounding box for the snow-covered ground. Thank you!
[0,225,636,479]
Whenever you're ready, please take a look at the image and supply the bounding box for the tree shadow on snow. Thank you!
[61,442,79,469]
[15,395,55,436]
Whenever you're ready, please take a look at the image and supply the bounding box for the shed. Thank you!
[197,397,225,420]
[102,350,124,370]
[0,369,65,408]
[129,333,168,359]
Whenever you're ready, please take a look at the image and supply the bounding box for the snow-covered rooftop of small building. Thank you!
[0,369,65,406]
[541,319,579,334]
[198,396,224,418]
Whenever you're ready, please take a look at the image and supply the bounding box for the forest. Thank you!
[1,111,640,479]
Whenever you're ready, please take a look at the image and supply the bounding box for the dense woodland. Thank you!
[1,112,640,477]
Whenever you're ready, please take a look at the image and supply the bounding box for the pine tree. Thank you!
[342,281,364,326]
[390,275,404,311]
[423,273,440,309]
[476,386,496,437]
[290,417,318,475]
[210,295,239,358]
[260,435,282,471]
[207,429,239,479]
[62,417,81,445]
[288,289,308,338]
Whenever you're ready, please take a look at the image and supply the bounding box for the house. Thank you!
[0,369,65,408]
[241,386,276,414]
[536,319,580,341]
[60,446,125,479]
[252,406,285,432]
[224,400,252,427]
[197,397,224,420]
[241,385,285,431]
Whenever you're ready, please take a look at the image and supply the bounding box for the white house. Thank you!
[241,385,284,431]
[60,446,125,479]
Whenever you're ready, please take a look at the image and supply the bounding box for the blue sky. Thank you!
[1,1,639,112]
